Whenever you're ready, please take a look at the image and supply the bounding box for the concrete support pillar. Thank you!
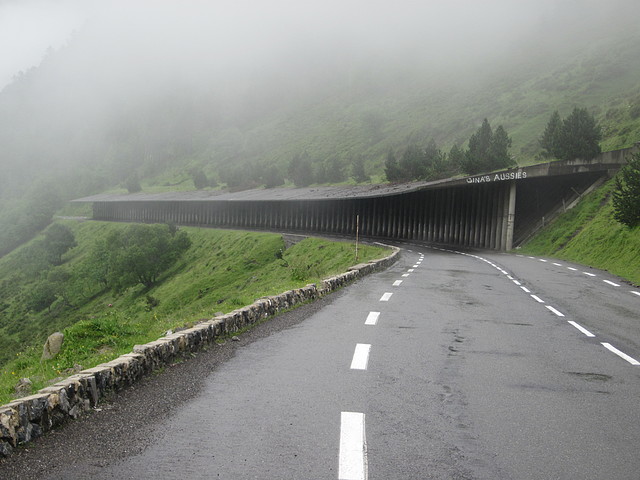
[504,181,517,251]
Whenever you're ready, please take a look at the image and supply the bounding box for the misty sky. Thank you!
[1,0,639,93]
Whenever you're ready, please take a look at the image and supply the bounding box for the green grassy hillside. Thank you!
[0,222,388,404]
[518,179,640,285]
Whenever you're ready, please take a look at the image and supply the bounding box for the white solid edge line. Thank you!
[380,292,393,302]
[530,295,545,303]
[339,412,367,480]
[393,280,403,286]
[568,321,595,337]
[350,344,372,370]
[365,311,380,326]
[601,343,640,366]
[603,280,620,287]
[545,305,565,317]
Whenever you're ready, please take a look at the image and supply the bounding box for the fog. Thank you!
[4,0,638,90]
[0,0,639,199]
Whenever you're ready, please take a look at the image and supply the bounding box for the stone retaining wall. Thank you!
[0,246,399,457]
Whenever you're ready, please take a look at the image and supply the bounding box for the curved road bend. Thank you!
[2,245,640,479]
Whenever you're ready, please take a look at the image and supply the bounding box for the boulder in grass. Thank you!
[14,377,32,397]
[42,332,64,360]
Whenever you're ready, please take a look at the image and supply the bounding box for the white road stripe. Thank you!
[380,292,393,302]
[545,305,565,317]
[365,312,380,326]
[339,412,368,480]
[512,280,521,286]
[520,286,531,293]
[350,344,371,370]
[603,280,620,287]
[601,343,640,366]
[583,272,597,277]
[539,259,548,263]
[553,263,563,267]
[393,280,403,286]
[407,269,415,272]
[632,291,640,297]
[530,295,545,303]
[568,321,595,337]
[567,267,578,271]
[507,275,514,280]
[412,264,419,268]
[402,273,410,277]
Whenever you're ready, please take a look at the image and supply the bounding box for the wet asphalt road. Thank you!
[1,244,640,479]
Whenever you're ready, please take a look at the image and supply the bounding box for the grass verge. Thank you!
[0,224,389,405]
[518,178,640,285]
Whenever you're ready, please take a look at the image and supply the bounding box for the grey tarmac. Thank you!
[2,245,640,479]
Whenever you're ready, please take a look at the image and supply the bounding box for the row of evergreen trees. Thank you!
[183,108,602,190]
[385,118,514,182]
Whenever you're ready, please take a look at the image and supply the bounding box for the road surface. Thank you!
[2,244,640,479]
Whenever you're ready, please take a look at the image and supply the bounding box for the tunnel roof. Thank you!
[73,153,630,204]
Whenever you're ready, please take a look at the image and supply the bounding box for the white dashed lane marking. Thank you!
[379,292,393,302]
[583,272,597,277]
[530,295,545,303]
[603,280,620,287]
[601,343,640,366]
[393,280,403,287]
[365,312,380,326]
[545,305,565,317]
[338,412,367,480]
[350,344,371,370]
[568,321,596,337]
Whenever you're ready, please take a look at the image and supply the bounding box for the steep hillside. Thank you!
[519,179,640,285]
[0,17,639,256]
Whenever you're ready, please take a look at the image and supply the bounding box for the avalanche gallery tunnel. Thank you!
[75,150,635,251]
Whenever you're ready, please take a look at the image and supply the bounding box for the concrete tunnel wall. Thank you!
[92,181,517,250]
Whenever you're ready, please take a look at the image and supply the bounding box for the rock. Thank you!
[14,378,32,397]
[42,332,64,360]
[0,440,12,457]
[231,336,240,342]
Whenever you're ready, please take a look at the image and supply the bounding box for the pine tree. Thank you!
[559,107,602,161]
[540,111,563,159]
[384,149,402,182]
[490,125,514,170]
[351,156,370,183]
[612,152,640,228]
